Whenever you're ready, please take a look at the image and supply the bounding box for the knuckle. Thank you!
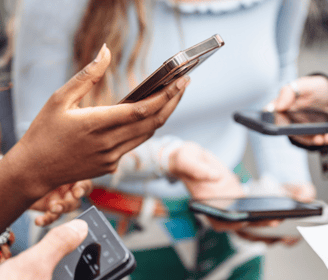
[107,151,121,164]
[75,65,102,85]
[153,115,166,129]
[132,105,148,121]
[106,163,118,173]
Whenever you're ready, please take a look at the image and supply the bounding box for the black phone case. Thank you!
[189,198,323,222]
[53,206,136,280]
[234,111,328,136]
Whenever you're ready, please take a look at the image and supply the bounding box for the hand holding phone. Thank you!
[233,108,328,136]
[53,206,136,280]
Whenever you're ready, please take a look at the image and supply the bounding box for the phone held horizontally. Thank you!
[233,108,328,136]
[118,34,224,104]
[189,196,323,222]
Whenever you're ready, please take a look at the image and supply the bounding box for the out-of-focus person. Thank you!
[11,0,316,279]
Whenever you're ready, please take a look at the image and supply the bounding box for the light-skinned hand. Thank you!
[0,220,88,279]
[267,75,328,146]
[169,142,280,232]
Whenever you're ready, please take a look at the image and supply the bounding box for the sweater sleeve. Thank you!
[248,0,312,184]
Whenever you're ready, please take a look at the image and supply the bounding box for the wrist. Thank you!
[0,142,51,201]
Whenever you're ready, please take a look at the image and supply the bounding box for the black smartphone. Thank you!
[52,206,136,280]
[189,196,323,222]
[233,108,328,135]
[118,34,224,103]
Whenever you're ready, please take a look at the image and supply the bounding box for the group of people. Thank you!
[0,0,327,279]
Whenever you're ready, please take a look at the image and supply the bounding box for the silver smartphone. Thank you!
[118,34,224,104]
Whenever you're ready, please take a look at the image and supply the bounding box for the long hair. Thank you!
[74,0,148,105]
[304,0,328,46]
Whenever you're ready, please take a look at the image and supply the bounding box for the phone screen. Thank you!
[52,207,129,280]
[256,109,328,127]
[193,197,319,213]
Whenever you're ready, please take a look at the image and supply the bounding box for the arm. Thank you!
[0,45,187,232]
[249,0,313,185]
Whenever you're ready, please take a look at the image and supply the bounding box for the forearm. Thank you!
[0,143,48,232]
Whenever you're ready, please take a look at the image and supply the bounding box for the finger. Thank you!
[72,180,93,199]
[27,220,88,270]
[7,232,15,247]
[275,85,297,112]
[89,76,189,130]
[35,212,60,227]
[313,134,325,146]
[1,245,11,259]
[60,191,81,213]
[52,44,111,108]
[251,220,281,228]
[102,133,154,173]
[290,135,318,146]
[208,218,248,232]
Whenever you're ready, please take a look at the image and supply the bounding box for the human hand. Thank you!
[169,142,279,232]
[0,231,15,264]
[3,44,189,199]
[267,75,328,146]
[0,220,87,279]
[30,180,93,227]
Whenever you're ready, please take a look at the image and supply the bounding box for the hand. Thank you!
[169,142,279,232]
[268,75,328,146]
[0,232,15,264]
[0,220,87,280]
[2,44,189,199]
[30,180,93,227]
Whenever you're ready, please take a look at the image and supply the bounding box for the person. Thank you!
[268,74,328,147]
[12,0,316,279]
[0,42,188,234]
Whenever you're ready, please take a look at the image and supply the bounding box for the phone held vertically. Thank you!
[233,108,328,136]
[52,206,136,280]
[189,196,323,222]
[118,34,224,104]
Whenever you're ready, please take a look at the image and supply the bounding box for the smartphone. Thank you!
[189,196,323,222]
[233,108,328,135]
[118,34,224,104]
[52,206,136,280]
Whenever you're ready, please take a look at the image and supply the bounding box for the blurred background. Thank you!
[242,1,328,278]
[2,0,328,278]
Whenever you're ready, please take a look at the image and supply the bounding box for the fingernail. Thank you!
[94,43,107,63]
[51,204,63,214]
[176,76,190,90]
[65,220,88,239]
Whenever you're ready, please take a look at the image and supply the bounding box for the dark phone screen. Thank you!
[194,197,319,213]
[258,109,328,127]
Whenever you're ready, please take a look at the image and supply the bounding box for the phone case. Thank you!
[52,206,136,280]
[234,111,328,136]
[118,34,224,103]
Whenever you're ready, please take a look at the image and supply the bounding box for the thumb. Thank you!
[54,43,111,108]
[30,219,88,270]
[275,85,297,112]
